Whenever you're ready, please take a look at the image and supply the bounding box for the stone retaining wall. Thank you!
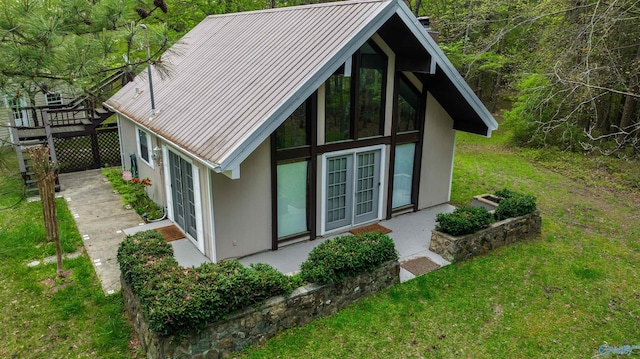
[122,260,400,359]
[429,211,541,263]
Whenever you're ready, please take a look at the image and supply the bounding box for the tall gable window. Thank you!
[276,101,309,149]
[357,42,386,138]
[325,67,351,142]
[325,40,387,143]
[397,76,420,133]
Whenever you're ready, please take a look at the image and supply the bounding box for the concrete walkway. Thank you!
[59,169,145,295]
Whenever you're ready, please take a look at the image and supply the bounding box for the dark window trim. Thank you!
[356,40,388,139]
[325,40,388,143]
[271,94,317,250]
[386,70,426,219]
[318,136,390,154]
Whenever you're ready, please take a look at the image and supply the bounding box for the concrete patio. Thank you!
[60,169,455,295]
[238,204,455,282]
[116,201,455,284]
[124,203,455,282]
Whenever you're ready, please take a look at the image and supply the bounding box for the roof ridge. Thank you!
[204,0,390,19]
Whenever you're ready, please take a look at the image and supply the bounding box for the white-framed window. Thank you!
[45,92,63,105]
[4,95,29,127]
[136,127,154,168]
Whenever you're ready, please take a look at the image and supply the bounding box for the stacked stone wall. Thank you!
[122,260,400,358]
[429,211,541,262]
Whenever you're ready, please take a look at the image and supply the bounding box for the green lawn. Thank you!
[241,128,640,358]
[0,157,131,358]
[1,122,639,358]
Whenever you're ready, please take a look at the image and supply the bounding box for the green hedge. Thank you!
[435,206,493,236]
[299,233,399,285]
[436,190,538,235]
[117,231,297,336]
[494,189,537,220]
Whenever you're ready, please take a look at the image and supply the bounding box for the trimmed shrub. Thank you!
[494,192,537,220]
[494,188,517,199]
[435,206,493,236]
[299,232,398,285]
[117,230,296,336]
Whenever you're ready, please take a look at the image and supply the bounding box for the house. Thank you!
[1,90,66,146]
[104,0,498,262]
[2,72,123,181]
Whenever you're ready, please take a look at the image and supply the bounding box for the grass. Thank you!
[1,121,638,358]
[240,126,640,358]
[0,157,131,358]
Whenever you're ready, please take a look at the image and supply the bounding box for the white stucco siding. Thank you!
[117,114,165,207]
[418,92,456,209]
[211,139,272,260]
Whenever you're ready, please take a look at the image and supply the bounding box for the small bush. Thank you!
[117,231,297,336]
[435,206,493,236]
[494,191,537,220]
[299,232,398,285]
[494,188,517,199]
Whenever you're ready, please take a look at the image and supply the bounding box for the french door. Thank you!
[169,151,197,239]
[325,149,381,231]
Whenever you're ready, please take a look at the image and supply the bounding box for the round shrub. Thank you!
[435,206,493,236]
[299,232,398,285]
[494,193,537,220]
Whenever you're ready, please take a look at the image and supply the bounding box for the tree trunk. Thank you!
[26,146,63,278]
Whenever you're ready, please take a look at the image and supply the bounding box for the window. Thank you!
[6,96,29,127]
[136,127,153,167]
[45,93,63,106]
[324,40,387,143]
[276,160,309,238]
[357,42,386,138]
[325,69,351,142]
[392,143,416,208]
[397,76,420,133]
[276,102,309,149]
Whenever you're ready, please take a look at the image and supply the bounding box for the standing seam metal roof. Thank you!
[105,0,392,169]
[105,0,497,172]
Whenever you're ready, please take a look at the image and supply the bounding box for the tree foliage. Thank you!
[410,0,639,157]
[0,0,173,107]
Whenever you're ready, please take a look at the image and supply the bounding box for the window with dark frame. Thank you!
[357,42,387,138]
[325,40,387,143]
[276,102,309,149]
[324,68,351,143]
[397,75,420,133]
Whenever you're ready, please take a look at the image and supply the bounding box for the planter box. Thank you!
[471,193,503,212]
[122,260,400,359]
[429,211,541,263]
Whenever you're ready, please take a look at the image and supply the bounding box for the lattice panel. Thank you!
[53,128,121,173]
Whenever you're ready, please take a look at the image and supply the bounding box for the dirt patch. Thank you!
[40,270,74,293]
[401,257,440,276]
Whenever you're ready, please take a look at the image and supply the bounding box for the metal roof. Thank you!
[105,0,497,173]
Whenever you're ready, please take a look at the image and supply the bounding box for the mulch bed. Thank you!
[155,225,185,242]
[349,223,392,236]
[400,256,440,276]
